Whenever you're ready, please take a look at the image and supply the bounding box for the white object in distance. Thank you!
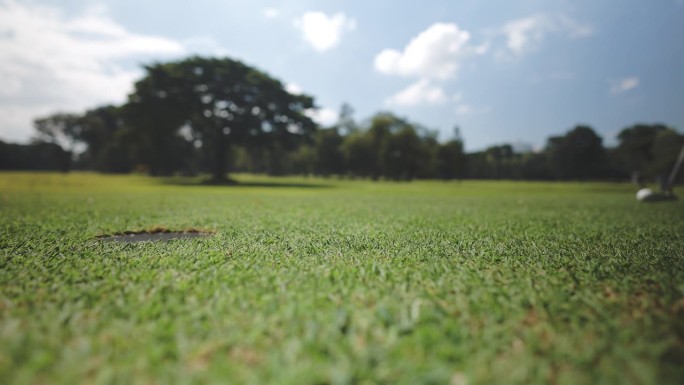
[636,188,677,202]
[636,188,655,202]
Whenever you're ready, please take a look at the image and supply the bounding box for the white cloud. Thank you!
[374,23,472,80]
[0,0,186,143]
[263,8,279,19]
[373,23,496,115]
[294,11,356,52]
[502,16,541,54]
[385,79,446,107]
[285,82,303,95]
[611,77,639,94]
[305,107,338,126]
[502,13,593,55]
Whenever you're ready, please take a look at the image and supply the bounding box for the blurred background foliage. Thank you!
[2,56,683,184]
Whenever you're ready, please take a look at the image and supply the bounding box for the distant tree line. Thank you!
[465,124,683,183]
[0,140,70,172]
[1,56,682,183]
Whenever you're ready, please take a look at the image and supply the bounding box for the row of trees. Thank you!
[229,110,468,181]
[227,122,683,182]
[2,56,682,183]
[468,124,684,182]
[27,104,468,181]
[0,141,70,172]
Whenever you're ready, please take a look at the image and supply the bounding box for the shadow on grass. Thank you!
[158,176,333,189]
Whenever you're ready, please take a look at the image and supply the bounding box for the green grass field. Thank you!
[1,172,683,385]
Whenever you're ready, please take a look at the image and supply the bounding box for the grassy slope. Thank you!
[1,172,683,385]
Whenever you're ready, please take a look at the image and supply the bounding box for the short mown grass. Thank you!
[1,172,683,385]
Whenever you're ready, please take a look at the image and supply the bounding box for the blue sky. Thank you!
[1,0,683,151]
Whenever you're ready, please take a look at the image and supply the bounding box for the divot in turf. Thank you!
[96,227,214,243]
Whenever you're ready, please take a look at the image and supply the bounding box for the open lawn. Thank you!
[1,172,683,384]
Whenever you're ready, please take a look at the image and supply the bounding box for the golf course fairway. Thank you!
[1,173,682,384]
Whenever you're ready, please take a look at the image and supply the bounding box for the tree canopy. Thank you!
[127,56,317,181]
[19,56,683,184]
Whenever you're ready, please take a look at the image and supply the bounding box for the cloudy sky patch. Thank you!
[611,77,639,94]
[294,11,356,52]
[0,0,682,151]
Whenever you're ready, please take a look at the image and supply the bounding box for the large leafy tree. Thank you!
[33,113,84,157]
[76,106,133,172]
[437,140,466,180]
[127,56,317,181]
[314,128,345,176]
[612,124,669,178]
[341,131,374,178]
[33,107,138,172]
[547,125,606,180]
[384,124,426,180]
[360,113,423,180]
[650,128,684,182]
[340,113,431,180]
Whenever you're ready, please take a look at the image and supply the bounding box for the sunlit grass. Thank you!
[1,172,682,384]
